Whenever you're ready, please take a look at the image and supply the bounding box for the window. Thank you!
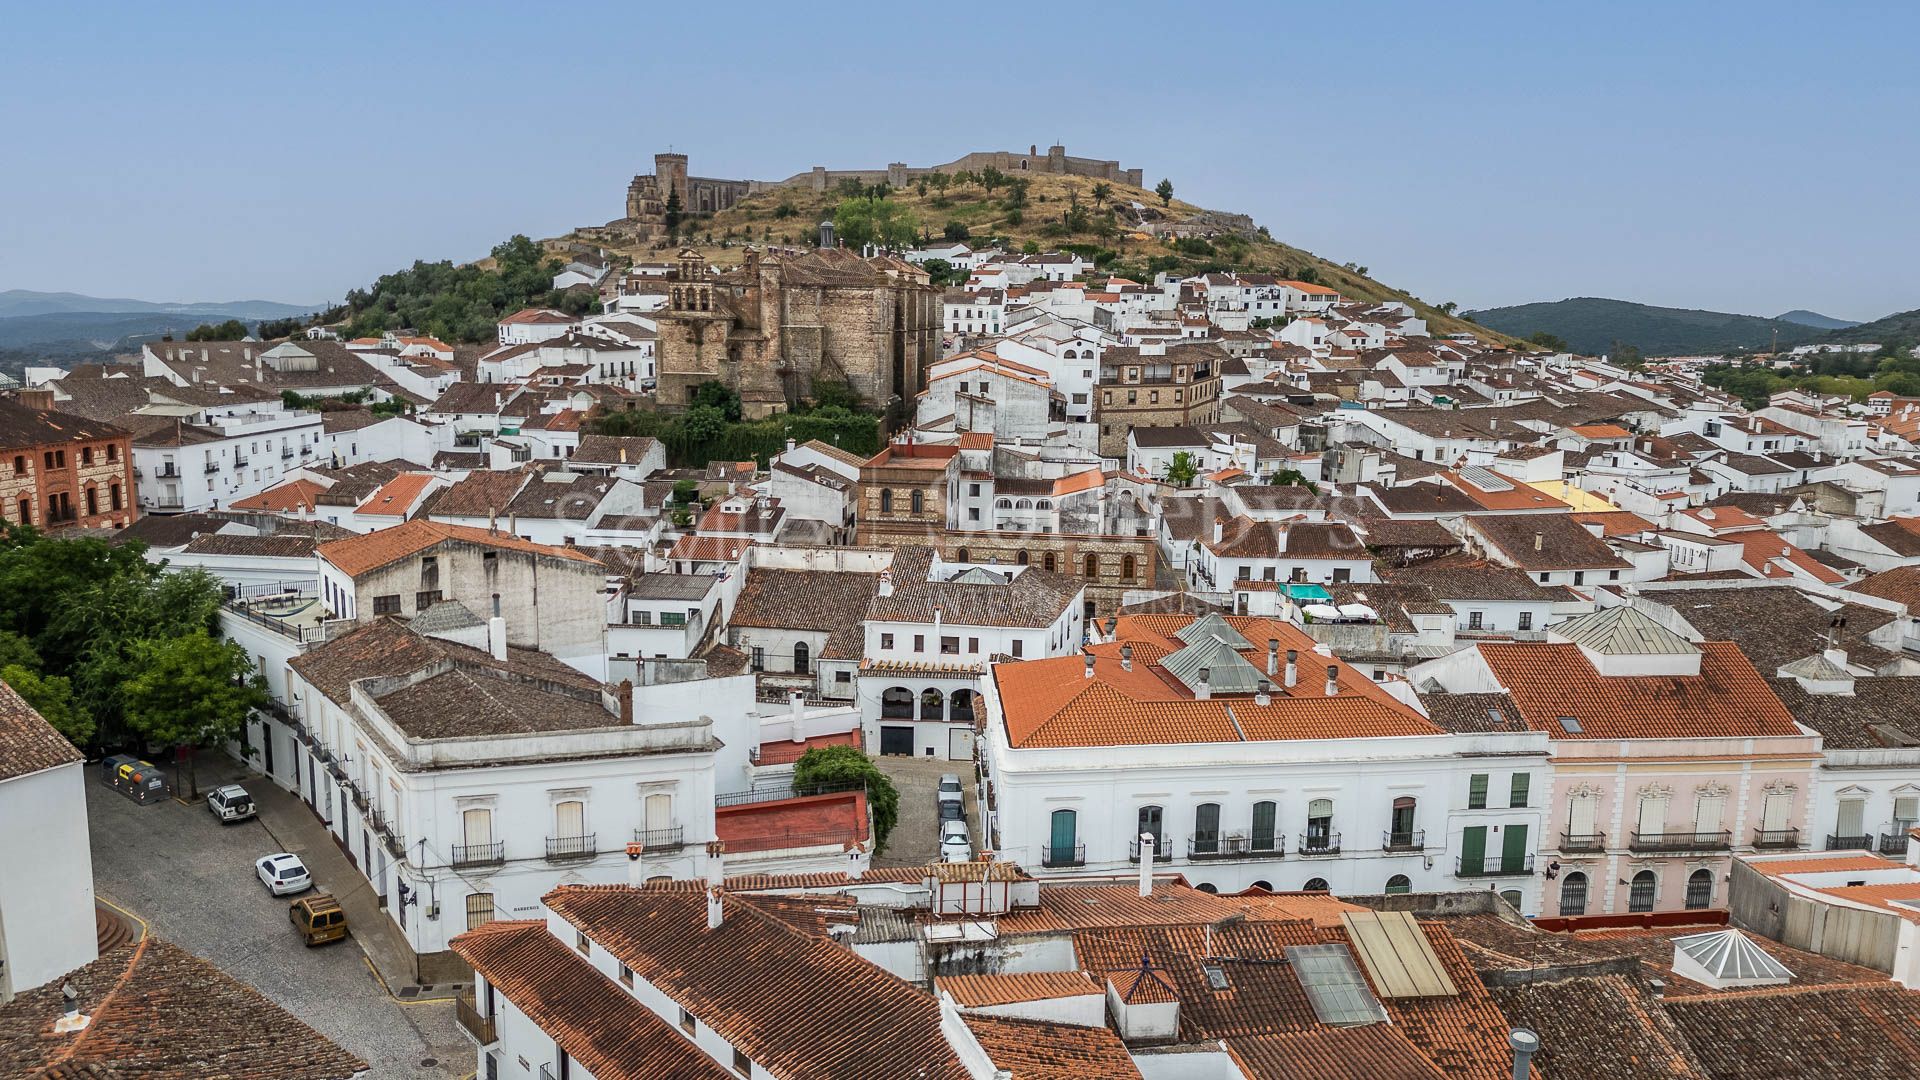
[679,1006,695,1034]
[967,637,979,653]
[10,456,24,476]
[880,633,894,649]
[1137,805,1164,847]
[466,892,495,930]
[576,930,591,955]
[1559,872,1589,916]
[1084,553,1099,578]
[109,483,121,511]
[1332,567,1351,583]
[793,642,809,674]
[1121,555,1136,581]
[373,594,401,616]
[1468,774,1489,810]
[1193,803,1221,855]
[1389,797,1416,844]
[1467,611,1484,631]
[881,687,914,718]
[1010,640,1023,657]
[880,489,894,513]
[1305,799,1333,849]
[1043,553,1056,572]
[938,636,960,655]
[1628,870,1657,913]
[968,483,980,497]
[750,647,765,671]
[1518,611,1533,631]
[913,634,925,652]
[81,446,93,465]
[1510,774,1531,808]
[1302,877,1330,892]
[910,490,924,515]
[618,962,634,986]
[956,547,970,563]
[920,688,944,720]
[1384,874,1412,895]
[733,1048,751,1075]
[1685,868,1714,909]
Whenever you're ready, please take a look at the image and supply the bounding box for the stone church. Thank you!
[653,244,941,419]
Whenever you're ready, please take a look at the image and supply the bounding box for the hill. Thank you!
[1827,307,1920,346]
[1775,308,1859,330]
[553,171,1516,346]
[1461,297,1822,356]
[0,290,313,320]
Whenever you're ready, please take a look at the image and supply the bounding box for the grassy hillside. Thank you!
[1828,307,1920,346]
[1463,297,1822,356]
[1775,308,1859,330]
[558,172,1519,346]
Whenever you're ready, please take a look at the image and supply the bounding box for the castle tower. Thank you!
[655,152,690,204]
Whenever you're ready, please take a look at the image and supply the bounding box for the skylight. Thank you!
[1286,944,1388,1027]
[1558,714,1583,733]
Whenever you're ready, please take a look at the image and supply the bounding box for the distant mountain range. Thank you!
[0,289,314,320]
[1774,309,1860,330]
[0,290,318,376]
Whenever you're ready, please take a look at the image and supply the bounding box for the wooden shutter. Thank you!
[1568,794,1597,837]
[1693,794,1726,834]
[645,793,672,833]
[1637,795,1667,837]
[463,807,492,847]
[555,800,584,838]
[1838,799,1865,837]
[1761,792,1791,833]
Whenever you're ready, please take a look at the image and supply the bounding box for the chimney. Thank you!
[706,840,726,886]
[625,841,646,888]
[618,679,634,724]
[1285,649,1298,688]
[790,690,807,743]
[1508,1029,1540,1080]
[1196,667,1211,699]
[1084,652,1095,679]
[1267,639,1280,676]
[819,219,837,248]
[1325,665,1339,697]
[707,887,725,930]
[1213,519,1224,544]
[1534,531,1543,552]
[786,437,797,454]
[52,982,90,1035]
[1255,679,1272,706]
[488,616,508,661]
[877,569,893,597]
[1137,832,1155,897]
[1121,644,1133,672]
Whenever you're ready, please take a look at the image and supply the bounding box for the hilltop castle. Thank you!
[617,145,1145,237]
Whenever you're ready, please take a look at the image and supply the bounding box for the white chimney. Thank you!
[1325,664,1340,697]
[1267,639,1280,676]
[707,887,724,930]
[790,690,807,743]
[1137,832,1155,897]
[1285,649,1298,688]
[1195,667,1211,700]
[625,841,646,888]
[1120,644,1133,672]
[877,569,893,597]
[1255,679,1272,706]
[1083,652,1095,679]
[706,839,726,886]
[1212,519,1224,543]
[488,616,507,661]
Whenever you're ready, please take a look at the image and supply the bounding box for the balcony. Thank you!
[281,447,295,459]
[1297,831,1341,857]
[1128,835,1168,863]
[154,464,180,478]
[1382,829,1425,853]
[1041,842,1086,868]
[1189,833,1286,861]
[451,841,505,869]
[455,992,497,1046]
[202,461,220,475]
[232,454,249,467]
[539,1064,558,1080]
[1827,833,1873,851]
[1458,853,1536,878]
[1559,831,1607,853]
[546,833,597,862]
[632,825,684,853]
[1753,828,1802,850]
[1880,832,1912,857]
[1629,830,1732,855]
[349,785,369,813]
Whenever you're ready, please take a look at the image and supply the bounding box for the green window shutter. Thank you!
[1468,774,1488,810]
[1509,773,1530,808]
[1460,825,1488,873]
[1501,823,1530,873]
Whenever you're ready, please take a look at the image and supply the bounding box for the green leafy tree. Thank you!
[1269,468,1319,493]
[1527,331,1569,352]
[791,744,900,855]
[1437,301,1459,315]
[683,404,728,444]
[1090,182,1111,210]
[942,221,970,242]
[919,259,965,288]
[1165,450,1199,487]
[663,189,684,238]
[810,379,864,412]
[1611,341,1646,368]
[692,380,743,421]
[980,166,1006,192]
[671,478,701,505]
[1155,178,1175,207]
[186,319,249,341]
[1002,178,1029,210]
[2,665,90,746]
[122,630,268,796]
[833,197,920,251]
[0,629,39,672]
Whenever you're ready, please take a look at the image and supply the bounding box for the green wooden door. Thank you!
[1460,826,1487,874]
[1501,823,1529,873]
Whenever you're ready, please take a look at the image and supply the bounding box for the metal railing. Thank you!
[202,461,220,474]
[455,992,497,1046]
[1560,831,1607,853]
[1753,828,1801,850]
[1127,835,1167,863]
[1297,831,1341,857]
[154,464,180,478]
[632,825,684,853]
[1041,842,1086,868]
[1458,853,1536,877]
[1827,833,1873,850]
[1190,833,1284,860]
[232,454,249,467]
[1383,829,1425,852]
[281,447,295,459]
[452,841,505,868]
[714,779,864,808]
[546,833,597,861]
[1880,832,1912,857]
[1629,830,1731,854]
[539,1065,557,1080]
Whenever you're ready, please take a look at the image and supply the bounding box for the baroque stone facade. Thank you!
[653,248,940,418]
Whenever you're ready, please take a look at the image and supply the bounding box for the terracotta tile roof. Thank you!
[1226,1027,1447,1080]
[1465,513,1630,571]
[964,1015,1142,1079]
[288,615,598,708]
[315,518,601,576]
[541,885,968,1079]
[994,614,1441,749]
[0,939,365,1079]
[1484,971,1706,1080]
[754,729,860,766]
[228,478,326,513]
[1725,529,1846,585]
[714,790,869,854]
[731,569,875,632]
[416,467,531,519]
[1476,640,1802,739]
[0,677,84,782]
[351,472,436,517]
[938,971,1100,1007]
[1442,470,1574,512]
[179,533,318,559]
[1663,984,1920,1078]
[1747,853,1896,877]
[995,883,1365,936]
[449,921,731,1080]
[869,548,1079,629]
[666,534,751,563]
[1572,510,1656,537]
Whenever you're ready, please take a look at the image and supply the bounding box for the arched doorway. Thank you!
[949,689,975,724]
[880,687,914,719]
[1685,868,1714,909]
[1559,872,1588,916]
[1629,870,1657,913]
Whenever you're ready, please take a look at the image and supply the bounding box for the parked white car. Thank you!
[939,819,971,863]
[207,784,256,823]
[255,852,312,896]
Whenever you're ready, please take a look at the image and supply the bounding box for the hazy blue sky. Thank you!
[3,1,1914,320]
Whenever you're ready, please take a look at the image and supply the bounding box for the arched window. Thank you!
[1251,801,1277,854]
[793,641,810,675]
[920,688,944,720]
[1302,877,1330,893]
[1250,880,1273,892]
[1035,499,1052,510]
[950,689,975,723]
[1685,868,1714,909]
[880,687,914,719]
[1046,808,1079,867]
[1629,870,1657,913]
[1014,498,1032,509]
[910,490,924,514]
[1137,805,1164,849]
[1559,872,1588,916]
[996,498,1013,509]
[956,547,970,563]
[1384,874,1412,895]
[1084,553,1099,578]
[1016,550,1030,565]
[1121,554,1136,581]
[880,489,894,513]
[1043,553,1056,572]
[1192,803,1221,856]
[1195,883,1218,894]
[1500,889,1524,911]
